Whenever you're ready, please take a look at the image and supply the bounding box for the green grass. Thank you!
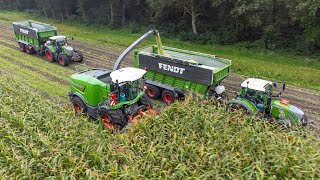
[0,10,319,90]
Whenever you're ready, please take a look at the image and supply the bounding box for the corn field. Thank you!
[1,76,320,178]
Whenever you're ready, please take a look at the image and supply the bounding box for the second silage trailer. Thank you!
[12,20,83,66]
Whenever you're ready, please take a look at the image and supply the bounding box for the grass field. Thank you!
[1,10,320,178]
[0,10,319,91]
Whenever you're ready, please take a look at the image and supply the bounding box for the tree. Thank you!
[147,0,207,34]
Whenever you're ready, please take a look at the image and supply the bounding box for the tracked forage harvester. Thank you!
[12,20,83,66]
[68,29,164,131]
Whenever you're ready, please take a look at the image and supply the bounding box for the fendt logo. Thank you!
[19,28,29,34]
[158,63,185,75]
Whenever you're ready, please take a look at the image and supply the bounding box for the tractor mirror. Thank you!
[283,83,286,91]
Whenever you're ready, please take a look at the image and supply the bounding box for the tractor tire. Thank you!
[162,90,175,104]
[100,108,126,131]
[25,45,35,54]
[45,49,55,62]
[19,43,25,52]
[72,96,87,115]
[58,54,70,66]
[227,103,252,115]
[146,84,161,99]
[138,94,153,108]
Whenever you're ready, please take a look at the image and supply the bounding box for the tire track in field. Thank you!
[0,52,69,86]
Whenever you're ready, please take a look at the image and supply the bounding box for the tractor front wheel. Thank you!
[146,84,161,99]
[74,50,84,62]
[100,109,126,131]
[45,49,55,62]
[58,54,69,66]
[19,43,25,52]
[300,115,308,127]
[162,90,175,104]
[72,96,87,115]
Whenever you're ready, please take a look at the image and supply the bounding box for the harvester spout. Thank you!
[113,29,162,71]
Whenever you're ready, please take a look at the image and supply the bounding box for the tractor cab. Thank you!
[239,78,273,112]
[47,36,68,46]
[109,67,147,102]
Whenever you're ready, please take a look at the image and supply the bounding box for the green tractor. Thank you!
[227,78,308,127]
[44,36,83,66]
[68,67,154,130]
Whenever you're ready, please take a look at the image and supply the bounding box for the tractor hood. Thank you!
[272,100,304,120]
[110,67,146,83]
[63,46,74,52]
[288,105,304,120]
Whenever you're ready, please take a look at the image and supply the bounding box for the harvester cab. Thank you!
[228,78,308,127]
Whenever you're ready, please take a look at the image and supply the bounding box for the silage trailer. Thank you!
[134,46,231,103]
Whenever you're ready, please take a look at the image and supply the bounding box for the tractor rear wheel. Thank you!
[58,54,69,66]
[146,84,161,99]
[19,43,25,52]
[138,94,153,108]
[100,109,126,131]
[227,103,252,115]
[162,90,175,104]
[45,49,55,62]
[25,45,35,54]
[72,96,87,115]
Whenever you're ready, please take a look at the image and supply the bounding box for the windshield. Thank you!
[118,79,144,101]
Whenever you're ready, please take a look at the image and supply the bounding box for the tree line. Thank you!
[1,0,319,53]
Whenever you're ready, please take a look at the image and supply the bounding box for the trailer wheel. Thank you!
[45,49,55,62]
[138,94,153,108]
[146,84,161,99]
[162,90,175,104]
[25,45,35,54]
[19,43,25,52]
[72,96,87,115]
[100,109,126,131]
[58,54,69,66]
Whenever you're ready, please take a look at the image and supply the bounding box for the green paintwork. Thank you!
[230,85,304,125]
[13,20,57,51]
[229,98,258,115]
[70,73,108,107]
[47,45,57,53]
[70,71,145,110]
[61,46,73,56]
[134,45,231,96]
[270,100,299,124]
